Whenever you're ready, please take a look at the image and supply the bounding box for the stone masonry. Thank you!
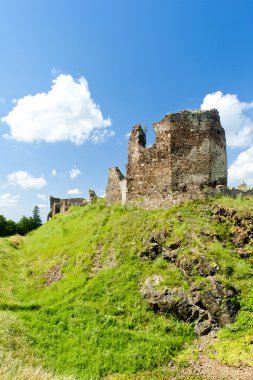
[106,109,228,209]
[106,167,127,205]
[47,196,89,220]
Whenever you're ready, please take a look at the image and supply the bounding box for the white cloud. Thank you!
[67,188,82,195]
[228,146,253,186]
[7,171,47,189]
[37,194,47,201]
[37,203,48,209]
[69,167,81,179]
[1,74,113,145]
[51,169,57,177]
[0,193,19,208]
[201,91,253,148]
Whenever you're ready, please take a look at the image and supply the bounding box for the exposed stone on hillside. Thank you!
[139,222,240,335]
[141,274,239,336]
[179,255,220,277]
[140,230,169,260]
[211,204,253,258]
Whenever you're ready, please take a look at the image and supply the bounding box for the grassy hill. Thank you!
[0,198,253,379]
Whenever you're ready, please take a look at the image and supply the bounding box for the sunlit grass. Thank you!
[0,197,253,378]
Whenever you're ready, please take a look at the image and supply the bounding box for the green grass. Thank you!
[0,197,253,379]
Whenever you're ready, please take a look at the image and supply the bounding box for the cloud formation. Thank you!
[7,171,47,189]
[1,74,113,145]
[37,203,48,209]
[201,91,253,186]
[51,169,57,177]
[69,167,81,179]
[201,91,253,148]
[67,188,82,195]
[37,194,47,201]
[228,146,253,186]
[0,193,19,208]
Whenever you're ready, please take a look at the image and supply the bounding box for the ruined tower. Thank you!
[106,167,127,205]
[106,109,227,209]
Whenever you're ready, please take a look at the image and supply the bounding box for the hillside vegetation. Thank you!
[0,198,253,379]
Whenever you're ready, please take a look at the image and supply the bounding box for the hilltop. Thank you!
[0,197,253,379]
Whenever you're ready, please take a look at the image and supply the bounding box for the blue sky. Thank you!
[0,0,253,221]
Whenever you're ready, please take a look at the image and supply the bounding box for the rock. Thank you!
[152,229,169,243]
[162,240,181,262]
[194,320,212,336]
[190,276,239,327]
[179,255,219,277]
[89,189,98,203]
[211,204,253,258]
[140,242,162,260]
[140,231,169,260]
[162,249,178,262]
[141,274,239,336]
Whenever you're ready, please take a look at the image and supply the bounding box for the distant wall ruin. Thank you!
[47,196,88,220]
[47,190,99,220]
[106,109,228,209]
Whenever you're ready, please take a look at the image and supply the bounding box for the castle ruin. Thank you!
[106,109,227,209]
[47,190,97,220]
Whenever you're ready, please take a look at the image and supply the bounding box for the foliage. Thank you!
[0,214,17,237]
[32,205,43,229]
[0,205,43,237]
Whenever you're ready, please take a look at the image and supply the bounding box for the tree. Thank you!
[17,216,33,235]
[0,215,17,237]
[32,205,42,229]
[0,206,42,237]
[0,215,7,237]
[5,219,17,236]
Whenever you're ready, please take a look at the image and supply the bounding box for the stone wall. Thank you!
[106,167,127,205]
[126,123,173,208]
[106,109,228,209]
[167,109,227,205]
[48,196,89,219]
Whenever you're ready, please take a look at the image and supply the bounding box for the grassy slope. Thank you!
[0,198,253,379]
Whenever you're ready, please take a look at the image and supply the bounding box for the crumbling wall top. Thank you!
[154,109,221,133]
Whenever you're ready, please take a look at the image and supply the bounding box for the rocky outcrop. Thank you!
[139,230,240,336]
[141,274,239,336]
[211,204,253,258]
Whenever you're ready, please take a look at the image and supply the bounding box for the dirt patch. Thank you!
[91,244,117,276]
[8,235,23,248]
[43,258,68,287]
[179,332,253,380]
[44,265,63,287]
